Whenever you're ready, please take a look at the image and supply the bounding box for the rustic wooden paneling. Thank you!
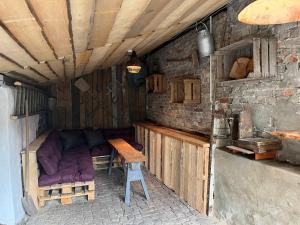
[53,66,146,129]
[135,123,210,215]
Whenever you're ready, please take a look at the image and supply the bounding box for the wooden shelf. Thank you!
[272,131,300,141]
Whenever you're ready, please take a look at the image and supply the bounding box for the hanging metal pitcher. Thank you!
[196,22,215,57]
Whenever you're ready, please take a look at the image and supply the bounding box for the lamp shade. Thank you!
[238,0,300,25]
[126,51,141,74]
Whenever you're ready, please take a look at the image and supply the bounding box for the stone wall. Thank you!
[214,0,300,165]
[146,11,227,134]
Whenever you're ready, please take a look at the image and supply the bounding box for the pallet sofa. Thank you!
[30,127,142,207]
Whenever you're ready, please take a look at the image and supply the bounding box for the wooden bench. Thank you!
[108,138,150,204]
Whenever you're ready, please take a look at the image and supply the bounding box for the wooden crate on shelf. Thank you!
[170,79,184,103]
[146,74,165,93]
[215,37,277,82]
[38,181,95,207]
[183,79,201,104]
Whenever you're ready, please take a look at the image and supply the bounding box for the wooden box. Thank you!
[146,74,164,93]
[183,79,201,104]
[215,37,277,81]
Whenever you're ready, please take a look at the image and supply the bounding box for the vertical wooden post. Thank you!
[253,38,261,77]
[111,65,118,128]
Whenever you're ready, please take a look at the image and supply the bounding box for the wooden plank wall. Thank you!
[134,123,210,215]
[52,65,146,129]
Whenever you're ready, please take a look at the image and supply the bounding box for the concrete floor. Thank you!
[26,169,225,225]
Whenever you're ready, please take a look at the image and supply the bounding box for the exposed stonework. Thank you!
[214,0,300,165]
[146,11,227,134]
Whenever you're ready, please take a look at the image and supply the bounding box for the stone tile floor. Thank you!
[26,169,226,225]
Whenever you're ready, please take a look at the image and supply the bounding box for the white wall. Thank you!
[0,86,39,225]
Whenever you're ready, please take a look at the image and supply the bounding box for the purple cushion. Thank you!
[38,145,94,186]
[37,141,59,176]
[103,127,135,142]
[128,141,143,152]
[90,144,112,157]
[59,130,86,151]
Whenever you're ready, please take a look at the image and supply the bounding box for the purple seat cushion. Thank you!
[38,145,94,186]
[37,141,60,176]
[90,144,112,157]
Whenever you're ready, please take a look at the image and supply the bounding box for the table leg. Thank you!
[124,162,150,205]
[108,149,115,175]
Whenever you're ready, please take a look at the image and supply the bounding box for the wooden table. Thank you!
[108,138,149,204]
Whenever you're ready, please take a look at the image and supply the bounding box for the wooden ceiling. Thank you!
[0,0,227,84]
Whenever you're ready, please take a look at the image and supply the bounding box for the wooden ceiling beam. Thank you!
[28,66,51,81]
[70,0,96,52]
[24,0,58,59]
[88,0,123,48]
[66,0,76,79]
[0,21,39,63]
[107,0,152,44]
[0,53,24,71]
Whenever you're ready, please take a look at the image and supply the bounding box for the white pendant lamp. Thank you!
[238,0,300,25]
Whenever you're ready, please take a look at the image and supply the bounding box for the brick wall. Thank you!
[146,0,300,164]
[146,11,227,134]
[215,0,300,164]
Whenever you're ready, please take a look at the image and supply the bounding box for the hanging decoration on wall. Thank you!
[126,50,142,74]
[238,0,300,25]
[196,21,215,58]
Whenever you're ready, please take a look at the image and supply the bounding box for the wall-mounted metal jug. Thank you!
[196,22,215,57]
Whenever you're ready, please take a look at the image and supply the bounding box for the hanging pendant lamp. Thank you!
[126,50,142,74]
[238,0,300,25]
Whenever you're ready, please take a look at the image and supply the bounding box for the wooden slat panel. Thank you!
[64,55,75,78]
[149,130,156,175]
[88,0,122,48]
[31,63,57,80]
[180,0,228,24]
[126,0,172,38]
[47,60,65,80]
[261,38,269,78]
[144,128,149,169]
[0,1,56,62]
[84,46,111,74]
[75,50,92,77]
[107,0,151,44]
[155,133,162,180]
[0,56,21,72]
[70,0,95,52]
[162,136,172,188]
[14,68,48,83]
[0,26,36,67]
[253,38,261,77]
[28,0,72,57]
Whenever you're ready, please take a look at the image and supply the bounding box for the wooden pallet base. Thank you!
[226,146,277,160]
[38,181,95,207]
[92,155,120,170]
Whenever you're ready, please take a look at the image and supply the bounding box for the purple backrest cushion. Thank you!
[59,130,86,151]
[46,131,62,160]
[37,139,60,176]
[103,127,135,142]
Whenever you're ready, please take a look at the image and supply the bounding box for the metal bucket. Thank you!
[196,22,215,57]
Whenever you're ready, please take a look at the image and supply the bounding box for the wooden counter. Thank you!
[134,122,210,215]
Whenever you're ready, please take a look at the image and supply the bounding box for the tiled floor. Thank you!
[26,169,225,225]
